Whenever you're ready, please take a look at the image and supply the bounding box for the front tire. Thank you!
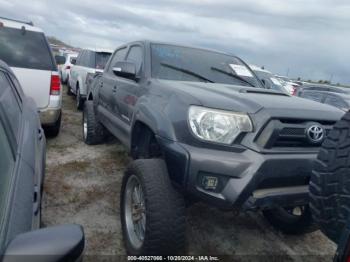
[310,111,350,243]
[262,205,316,234]
[82,101,105,145]
[120,159,186,255]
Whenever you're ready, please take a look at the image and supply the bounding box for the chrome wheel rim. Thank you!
[124,175,146,249]
[83,111,87,140]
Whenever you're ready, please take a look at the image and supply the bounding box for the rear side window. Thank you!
[301,91,324,102]
[95,52,111,69]
[324,95,347,109]
[0,27,54,70]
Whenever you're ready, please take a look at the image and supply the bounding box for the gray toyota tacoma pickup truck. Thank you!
[82,40,343,255]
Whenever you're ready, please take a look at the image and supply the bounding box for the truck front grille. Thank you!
[255,119,334,150]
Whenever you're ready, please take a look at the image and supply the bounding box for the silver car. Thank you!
[69,48,112,110]
[0,17,62,136]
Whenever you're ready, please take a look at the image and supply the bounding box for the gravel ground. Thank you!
[42,85,337,261]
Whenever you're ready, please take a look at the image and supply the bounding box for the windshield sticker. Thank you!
[229,64,253,77]
[271,77,282,86]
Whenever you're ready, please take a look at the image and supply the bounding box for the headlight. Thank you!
[188,106,253,144]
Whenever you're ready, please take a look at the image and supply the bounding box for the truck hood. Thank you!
[158,80,343,121]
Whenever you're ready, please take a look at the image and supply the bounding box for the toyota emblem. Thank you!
[306,124,324,144]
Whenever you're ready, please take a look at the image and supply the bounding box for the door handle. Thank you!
[113,86,117,92]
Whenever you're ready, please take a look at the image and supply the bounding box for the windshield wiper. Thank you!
[161,63,214,83]
[210,66,255,87]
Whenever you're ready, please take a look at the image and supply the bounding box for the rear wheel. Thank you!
[83,101,105,145]
[76,86,84,110]
[121,159,186,255]
[262,205,316,234]
[310,111,350,243]
[44,113,61,138]
[66,76,73,95]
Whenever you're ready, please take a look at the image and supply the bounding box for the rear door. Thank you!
[0,26,55,109]
[0,70,35,253]
[100,47,128,115]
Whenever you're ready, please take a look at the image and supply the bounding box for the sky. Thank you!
[0,0,349,84]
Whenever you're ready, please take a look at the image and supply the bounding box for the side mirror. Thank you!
[2,224,84,262]
[112,61,137,80]
[71,58,77,65]
[55,55,66,65]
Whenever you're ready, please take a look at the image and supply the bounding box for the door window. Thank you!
[0,71,21,140]
[324,95,347,109]
[126,46,143,73]
[0,117,15,226]
[301,91,324,102]
[108,48,127,74]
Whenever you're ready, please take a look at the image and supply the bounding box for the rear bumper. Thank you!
[158,137,314,210]
[39,95,62,125]
[40,108,61,125]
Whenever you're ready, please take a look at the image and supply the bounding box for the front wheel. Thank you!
[82,101,105,145]
[120,159,186,255]
[262,205,316,234]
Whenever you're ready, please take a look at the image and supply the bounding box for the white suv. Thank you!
[0,17,62,136]
[69,48,112,109]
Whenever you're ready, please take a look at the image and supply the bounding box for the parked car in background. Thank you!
[297,84,350,96]
[0,60,85,261]
[83,40,343,255]
[275,75,301,95]
[298,89,350,112]
[249,65,288,93]
[0,17,62,137]
[69,48,112,110]
[59,52,78,85]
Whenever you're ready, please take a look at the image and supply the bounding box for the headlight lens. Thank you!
[188,106,253,144]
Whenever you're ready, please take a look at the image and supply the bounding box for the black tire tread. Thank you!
[310,111,350,243]
[76,87,84,110]
[44,112,61,138]
[83,101,105,145]
[121,159,186,255]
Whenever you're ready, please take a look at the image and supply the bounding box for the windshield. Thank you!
[95,52,111,69]
[254,70,286,92]
[151,44,261,87]
[0,27,55,70]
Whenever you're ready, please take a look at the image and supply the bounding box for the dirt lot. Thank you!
[42,85,336,261]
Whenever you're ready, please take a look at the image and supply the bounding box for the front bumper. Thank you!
[159,137,314,210]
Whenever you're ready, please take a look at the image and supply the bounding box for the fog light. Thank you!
[202,176,218,190]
